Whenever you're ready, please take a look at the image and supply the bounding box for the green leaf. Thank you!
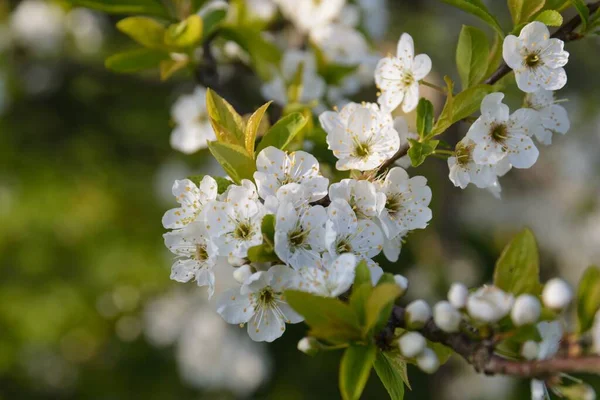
[285,290,362,344]
[207,142,256,184]
[544,0,569,9]
[364,284,401,334]
[374,352,406,400]
[261,214,276,243]
[456,25,489,90]
[408,139,439,167]
[576,266,600,333]
[350,284,373,327]
[245,102,272,154]
[508,0,545,25]
[187,175,232,194]
[159,58,189,80]
[206,88,246,145]
[339,344,376,400]
[354,261,371,287]
[485,33,504,80]
[66,0,170,17]
[496,324,542,356]
[416,98,434,138]
[220,26,282,81]
[493,228,542,295]
[429,341,454,365]
[247,243,279,262]
[571,0,590,31]
[105,48,169,73]
[255,113,307,154]
[116,17,166,49]
[442,0,505,37]
[164,15,203,48]
[535,10,564,26]
[202,7,228,38]
[287,61,305,104]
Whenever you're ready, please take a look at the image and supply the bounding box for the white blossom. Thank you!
[319,102,400,171]
[405,299,432,329]
[325,199,384,270]
[164,222,219,297]
[376,167,432,239]
[275,0,345,34]
[466,286,514,323]
[503,21,569,93]
[310,24,369,66]
[375,33,432,113]
[245,0,277,21]
[297,337,320,356]
[205,183,265,258]
[233,265,253,284]
[467,92,542,169]
[162,176,218,229]
[329,179,382,220]
[525,89,570,145]
[261,50,325,107]
[382,232,406,263]
[274,202,327,269]
[521,340,539,361]
[448,282,469,309]
[254,146,329,202]
[216,265,303,342]
[296,253,357,297]
[511,294,541,326]
[541,278,573,310]
[170,86,216,154]
[10,0,66,56]
[393,274,409,295]
[433,301,462,333]
[398,332,426,358]
[416,348,439,374]
[531,321,563,400]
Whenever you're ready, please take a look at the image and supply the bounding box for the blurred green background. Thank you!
[1,0,600,399]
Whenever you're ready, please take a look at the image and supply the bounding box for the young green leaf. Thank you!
[261,214,276,243]
[339,344,377,400]
[255,113,307,153]
[571,0,590,31]
[364,283,401,334]
[456,25,489,89]
[408,139,439,167]
[373,352,406,400]
[164,15,203,48]
[66,0,170,17]
[493,228,542,295]
[535,10,564,26]
[159,58,188,81]
[576,266,600,333]
[508,0,545,25]
[350,284,373,327]
[441,0,505,37]
[105,48,169,73]
[416,98,434,138]
[484,33,504,80]
[354,261,372,287]
[431,82,493,135]
[202,7,227,38]
[287,61,305,104]
[207,141,256,184]
[116,16,166,49]
[206,88,246,145]
[247,243,279,262]
[245,102,272,154]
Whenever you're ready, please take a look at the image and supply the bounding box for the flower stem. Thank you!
[420,80,446,94]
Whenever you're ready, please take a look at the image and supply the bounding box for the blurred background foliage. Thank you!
[0,0,599,399]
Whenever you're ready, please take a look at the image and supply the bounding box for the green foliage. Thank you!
[373,352,407,400]
[66,0,170,18]
[287,62,305,104]
[104,48,169,73]
[408,139,439,167]
[339,344,377,400]
[364,284,401,335]
[485,33,504,80]
[456,26,489,90]
[416,98,434,138]
[493,228,542,295]
[245,101,272,154]
[508,0,545,25]
[496,324,542,356]
[576,266,600,333]
[164,15,204,48]
[116,17,167,49]
[255,113,307,154]
[570,0,590,31]
[535,10,564,26]
[428,341,454,365]
[159,58,189,80]
[206,88,246,145]
[442,0,505,36]
[207,141,256,184]
[313,44,359,85]
[202,7,228,37]
[354,261,372,287]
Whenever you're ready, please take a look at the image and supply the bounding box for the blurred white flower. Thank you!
[66,8,106,55]
[170,86,216,154]
[310,24,369,66]
[10,0,66,56]
[276,0,346,34]
[246,0,278,21]
[466,286,514,323]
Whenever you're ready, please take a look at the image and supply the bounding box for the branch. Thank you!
[377,305,600,379]
[484,1,600,86]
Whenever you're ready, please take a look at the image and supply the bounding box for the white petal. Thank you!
[519,22,550,47]
[481,92,509,122]
[506,136,539,169]
[216,288,253,324]
[401,82,419,113]
[412,54,431,80]
[247,307,285,342]
[502,35,522,69]
[396,33,414,64]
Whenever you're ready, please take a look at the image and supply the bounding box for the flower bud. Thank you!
[398,332,426,358]
[448,282,469,309]
[521,340,539,361]
[511,294,541,326]
[297,337,320,356]
[542,278,573,310]
[393,274,409,296]
[466,286,514,323]
[433,301,461,333]
[416,348,439,374]
[228,255,247,268]
[405,299,431,329]
[233,264,253,284]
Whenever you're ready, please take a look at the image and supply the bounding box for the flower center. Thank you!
[385,193,403,214]
[257,287,276,308]
[402,71,415,87]
[196,112,209,124]
[336,238,353,254]
[525,52,541,68]
[349,196,367,219]
[289,227,309,248]
[490,123,508,143]
[194,244,208,261]
[234,222,254,240]
[354,141,371,159]
[455,142,473,166]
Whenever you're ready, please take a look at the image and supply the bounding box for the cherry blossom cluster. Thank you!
[448,22,570,196]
